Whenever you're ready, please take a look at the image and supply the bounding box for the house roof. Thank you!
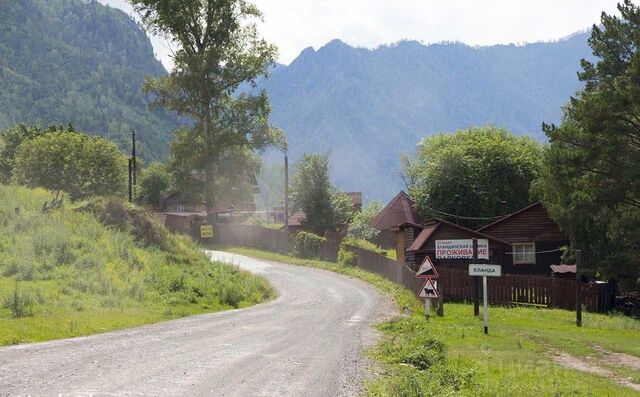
[370,191,421,230]
[477,202,542,232]
[406,217,511,252]
[407,222,441,252]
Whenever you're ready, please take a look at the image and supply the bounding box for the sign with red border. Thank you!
[418,279,439,299]
[416,256,439,279]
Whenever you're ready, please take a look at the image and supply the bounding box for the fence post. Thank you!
[576,249,582,327]
[437,286,444,317]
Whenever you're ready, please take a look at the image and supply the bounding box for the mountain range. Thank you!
[261,34,593,200]
[0,0,595,200]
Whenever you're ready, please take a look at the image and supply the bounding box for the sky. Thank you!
[100,0,621,70]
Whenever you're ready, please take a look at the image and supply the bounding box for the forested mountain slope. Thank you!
[261,34,594,200]
[0,0,177,160]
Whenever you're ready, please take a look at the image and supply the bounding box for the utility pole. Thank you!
[131,129,137,196]
[455,194,460,225]
[128,158,133,202]
[576,249,582,327]
[284,150,289,236]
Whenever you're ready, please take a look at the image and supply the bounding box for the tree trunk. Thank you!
[202,114,217,224]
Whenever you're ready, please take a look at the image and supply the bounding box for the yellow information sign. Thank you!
[200,224,214,238]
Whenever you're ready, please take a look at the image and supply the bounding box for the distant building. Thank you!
[372,192,569,275]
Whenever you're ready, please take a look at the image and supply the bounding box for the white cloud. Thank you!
[100,0,621,69]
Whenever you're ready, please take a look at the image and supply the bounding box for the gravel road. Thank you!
[0,251,390,396]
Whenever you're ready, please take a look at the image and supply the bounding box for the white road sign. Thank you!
[418,279,439,299]
[468,264,502,277]
[416,256,439,278]
[436,239,489,260]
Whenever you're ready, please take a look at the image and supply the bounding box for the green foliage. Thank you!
[0,124,73,182]
[2,281,37,318]
[136,162,171,208]
[292,154,352,235]
[337,237,386,266]
[347,200,383,241]
[293,231,326,259]
[167,128,262,211]
[130,0,282,211]
[0,0,178,160]
[540,1,640,291]
[12,130,128,200]
[0,184,274,344]
[403,126,543,228]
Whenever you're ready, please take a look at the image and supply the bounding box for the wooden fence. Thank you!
[213,224,615,313]
[214,223,290,254]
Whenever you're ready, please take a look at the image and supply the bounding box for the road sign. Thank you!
[418,279,439,299]
[436,239,489,259]
[200,224,214,238]
[468,264,502,335]
[468,264,502,277]
[416,256,439,278]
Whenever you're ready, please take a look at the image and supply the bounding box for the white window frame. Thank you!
[512,242,536,265]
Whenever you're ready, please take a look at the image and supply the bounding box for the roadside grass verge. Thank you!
[0,185,274,345]
[223,246,640,397]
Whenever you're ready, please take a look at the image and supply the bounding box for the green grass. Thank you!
[223,246,640,397]
[0,185,274,345]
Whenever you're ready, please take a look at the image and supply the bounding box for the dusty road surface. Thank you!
[0,251,387,396]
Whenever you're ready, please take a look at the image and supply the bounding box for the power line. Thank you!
[505,248,564,255]
[423,204,505,221]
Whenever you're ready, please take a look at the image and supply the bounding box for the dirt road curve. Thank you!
[0,251,386,397]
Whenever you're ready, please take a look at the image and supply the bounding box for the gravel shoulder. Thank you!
[0,251,395,396]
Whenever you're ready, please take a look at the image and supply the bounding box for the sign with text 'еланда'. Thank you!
[468,264,502,277]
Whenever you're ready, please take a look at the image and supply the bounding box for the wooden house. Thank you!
[478,202,569,275]
[369,191,421,250]
[403,218,512,273]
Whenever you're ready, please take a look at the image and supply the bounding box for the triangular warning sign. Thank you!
[418,279,439,299]
[416,256,439,279]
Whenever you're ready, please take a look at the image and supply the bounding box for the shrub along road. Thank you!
[0,251,390,396]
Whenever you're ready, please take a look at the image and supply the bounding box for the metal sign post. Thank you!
[482,275,488,334]
[469,264,502,335]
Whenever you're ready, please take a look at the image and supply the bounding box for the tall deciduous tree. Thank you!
[129,0,283,219]
[541,0,640,290]
[292,154,353,235]
[403,126,543,228]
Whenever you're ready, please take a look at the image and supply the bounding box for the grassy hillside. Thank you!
[225,247,640,397]
[0,185,273,345]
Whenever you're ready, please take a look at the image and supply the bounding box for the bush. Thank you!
[2,282,34,318]
[293,231,326,259]
[337,237,386,266]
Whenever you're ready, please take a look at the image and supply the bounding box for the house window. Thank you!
[176,204,185,213]
[513,243,536,264]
